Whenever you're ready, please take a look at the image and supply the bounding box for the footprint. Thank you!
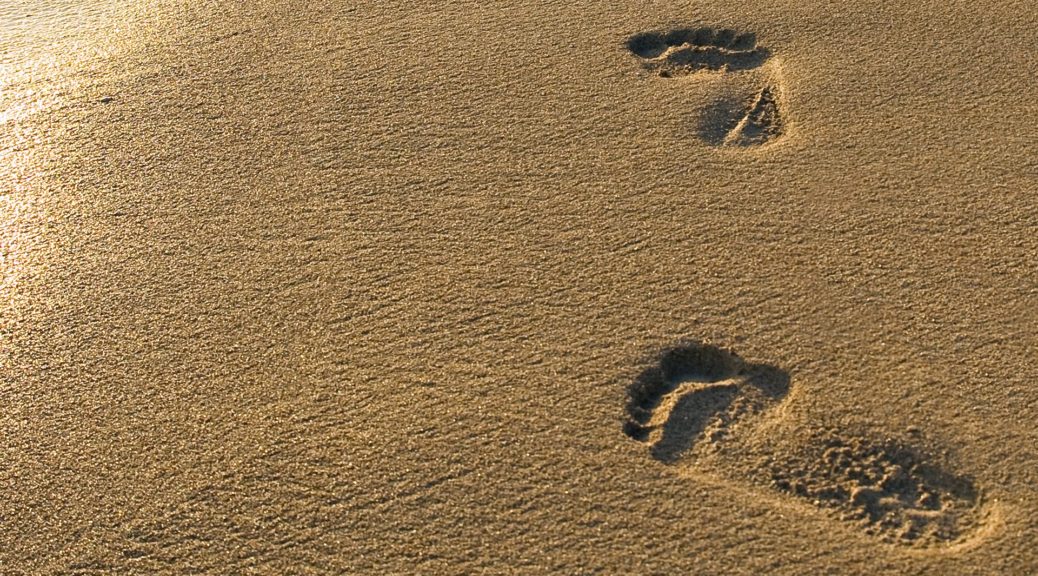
[627,26,785,147]
[627,28,769,76]
[721,87,783,146]
[764,431,983,545]
[623,342,985,546]
[623,342,789,462]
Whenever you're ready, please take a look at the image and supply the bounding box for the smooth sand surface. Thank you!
[2,1,1037,573]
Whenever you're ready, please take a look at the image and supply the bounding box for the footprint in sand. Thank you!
[626,26,784,147]
[623,342,986,547]
[623,343,789,462]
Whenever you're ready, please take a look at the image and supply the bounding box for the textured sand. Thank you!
[2,0,1037,573]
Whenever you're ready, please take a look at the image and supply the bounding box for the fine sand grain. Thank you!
[2,0,1037,573]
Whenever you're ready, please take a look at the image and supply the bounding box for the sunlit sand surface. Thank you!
[2,2,1036,574]
[1,1,135,117]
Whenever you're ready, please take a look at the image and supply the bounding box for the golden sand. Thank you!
[2,1,1036,573]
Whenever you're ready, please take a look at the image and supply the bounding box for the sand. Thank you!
[2,0,1037,573]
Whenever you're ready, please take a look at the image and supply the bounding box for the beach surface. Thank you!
[2,1,1037,573]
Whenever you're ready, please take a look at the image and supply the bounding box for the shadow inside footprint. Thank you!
[624,343,743,440]
[623,342,789,461]
[699,88,784,147]
[658,342,743,383]
[744,364,790,399]
[698,96,750,146]
[627,27,769,75]
[726,87,783,146]
[663,46,770,73]
[651,384,739,463]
